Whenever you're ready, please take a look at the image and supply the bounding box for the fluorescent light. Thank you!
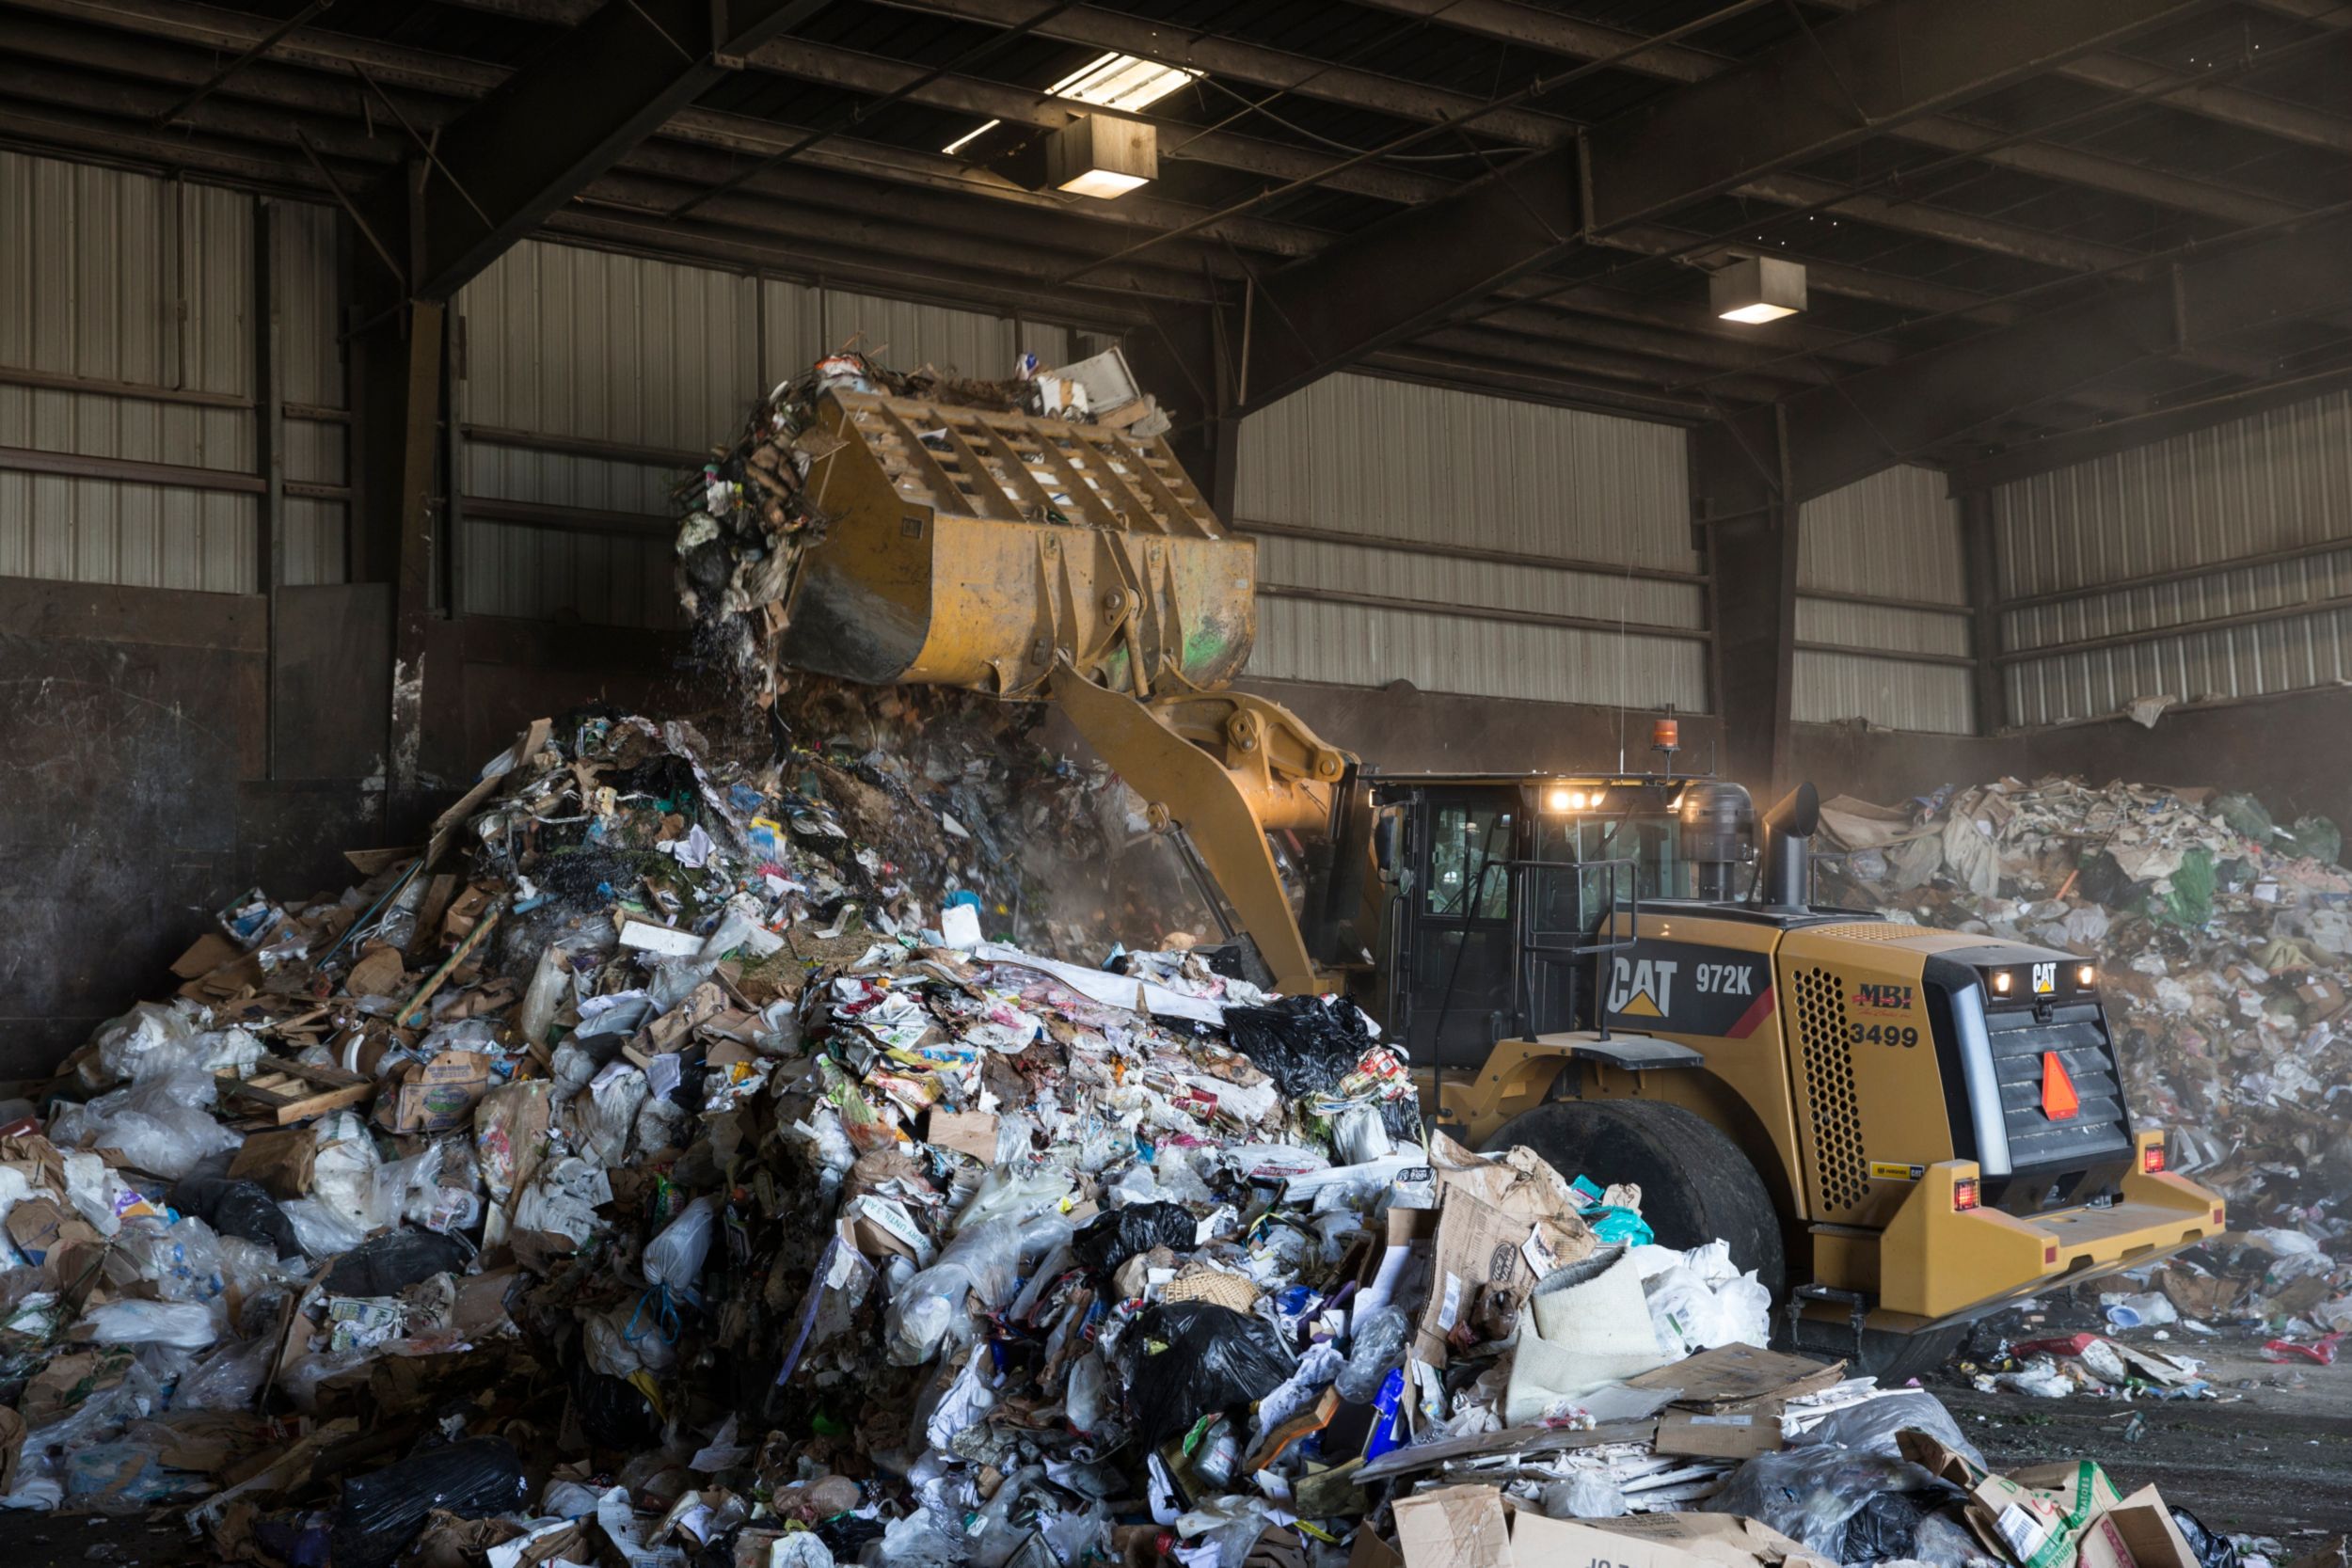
[1047,52,1200,113]
[943,52,1199,154]
[942,119,1001,156]
[1057,167,1151,198]
[1718,301,1798,324]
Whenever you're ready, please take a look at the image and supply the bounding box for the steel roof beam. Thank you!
[1697,211,2352,509]
[365,0,832,301]
[1181,0,2214,416]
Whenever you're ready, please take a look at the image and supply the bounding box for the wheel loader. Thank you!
[763,384,2225,1373]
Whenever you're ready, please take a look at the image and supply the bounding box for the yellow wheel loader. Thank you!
[768,386,2225,1374]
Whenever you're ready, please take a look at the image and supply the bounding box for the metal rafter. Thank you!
[1697,209,2352,508]
[1139,0,2217,419]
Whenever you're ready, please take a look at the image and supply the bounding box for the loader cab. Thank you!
[1372,774,1737,1067]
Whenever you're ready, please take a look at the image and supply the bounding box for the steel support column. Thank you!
[1961,490,2005,736]
[1696,411,1797,799]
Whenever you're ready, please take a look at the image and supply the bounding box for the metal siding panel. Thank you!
[460,239,758,450]
[276,200,344,411]
[0,152,257,590]
[1795,595,1969,657]
[1251,595,1705,710]
[281,497,345,588]
[1256,533,1703,630]
[1992,388,2352,724]
[1234,372,1695,571]
[818,287,1034,381]
[1994,389,2352,599]
[1797,465,1965,604]
[1792,648,1972,733]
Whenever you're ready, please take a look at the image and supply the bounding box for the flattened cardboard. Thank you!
[1414,1189,1534,1363]
[1511,1513,1719,1568]
[1626,1343,1845,1411]
[1392,1484,1510,1568]
[2074,1487,2201,1568]
[170,933,242,979]
[391,1050,492,1133]
[229,1127,318,1200]
[1345,1527,1402,1568]
[1654,1407,1786,1460]
[1576,1513,1836,1568]
[927,1109,998,1162]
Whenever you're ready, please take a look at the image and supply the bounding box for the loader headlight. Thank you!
[1990,970,2013,996]
[2076,963,2096,988]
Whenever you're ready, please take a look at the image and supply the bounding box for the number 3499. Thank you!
[1847,1022,1919,1048]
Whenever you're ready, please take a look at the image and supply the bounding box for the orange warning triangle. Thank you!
[2042,1051,2080,1120]
[1619,992,1662,1018]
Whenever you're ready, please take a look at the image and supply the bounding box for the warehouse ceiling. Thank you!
[5,0,2351,474]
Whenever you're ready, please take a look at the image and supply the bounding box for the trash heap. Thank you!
[1815,777,2352,1368]
[5,688,2102,1568]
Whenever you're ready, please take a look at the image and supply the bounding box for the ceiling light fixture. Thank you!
[942,52,1200,154]
[1045,114,1156,198]
[1710,255,1807,324]
[1047,52,1201,112]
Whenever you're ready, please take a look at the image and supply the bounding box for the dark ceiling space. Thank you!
[4,0,2347,471]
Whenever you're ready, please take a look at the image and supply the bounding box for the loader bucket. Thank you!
[777,390,1257,698]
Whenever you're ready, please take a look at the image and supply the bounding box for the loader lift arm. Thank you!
[770,387,1363,993]
[1051,668,1351,994]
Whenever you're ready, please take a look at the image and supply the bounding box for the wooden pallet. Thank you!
[216,1057,373,1125]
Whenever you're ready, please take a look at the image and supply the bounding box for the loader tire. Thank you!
[1853,1324,1967,1383]
[1481,1098,1786,1300]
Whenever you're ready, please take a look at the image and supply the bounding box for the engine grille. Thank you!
[1791,965,1869,1212]
[1982,1001,2132,1169]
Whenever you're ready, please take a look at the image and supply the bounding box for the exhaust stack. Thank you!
[1758,783,1820,911]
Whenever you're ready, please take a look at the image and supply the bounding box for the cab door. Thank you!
[1390,789,1520,1069]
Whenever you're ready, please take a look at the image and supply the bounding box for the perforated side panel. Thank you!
[1792,965,1870,1212]
[1810,923,1917,942]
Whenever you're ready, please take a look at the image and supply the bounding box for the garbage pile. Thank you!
[1816,777,2352,1365]
[0,678,1823,1567]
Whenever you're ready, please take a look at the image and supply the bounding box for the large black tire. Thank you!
[1857,1325,1968,1383]
[1482,1099,1786,1300]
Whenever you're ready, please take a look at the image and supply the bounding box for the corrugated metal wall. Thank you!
[454,245,1077,628]
[0,154,350,593]
[1996,389,2352,726]
[1793,464,1973,733]
[0,152,259,591]
[276,199,347,587]
[1235,373,1708,708]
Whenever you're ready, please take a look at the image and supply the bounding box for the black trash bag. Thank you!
[818,1513,888,1560]
[1122,1301,1295,1449]
[1834,1492,1987,1568]
[330,1437,528,1568]
[170,1174,302,1261]
[2172,1508,2242,1568]
[1072,1202,1198,1276]
[1221,995,1375,1098]
[573,1358,659,1449]
[321,1227,471,1297]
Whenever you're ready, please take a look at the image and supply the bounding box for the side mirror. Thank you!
[1373,812,1401,879]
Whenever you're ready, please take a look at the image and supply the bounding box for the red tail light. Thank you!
[1953,1178,1980,1212]
[2143,1142,2166,1174]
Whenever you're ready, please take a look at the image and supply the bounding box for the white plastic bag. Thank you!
[644,1196,719,1292]
[281,1196,369,1261]
[48,1070,241,1180]
[80,1299,218,1349]
[885,1216,1024,1365]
